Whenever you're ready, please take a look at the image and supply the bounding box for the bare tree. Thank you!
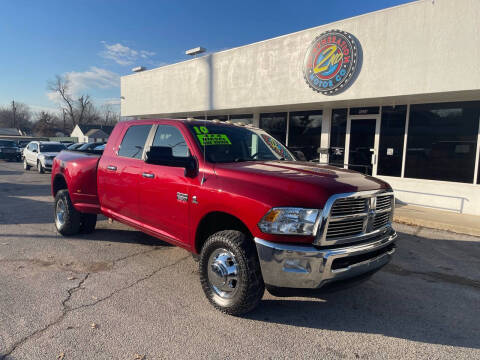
[100,104,120,126]
[0,102,32,132]
[48,75,95,127]
[32,111,62,137]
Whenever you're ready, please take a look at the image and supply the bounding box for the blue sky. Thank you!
[0,0,413,114]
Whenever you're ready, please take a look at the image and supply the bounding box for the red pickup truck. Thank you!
[51,119,397,315]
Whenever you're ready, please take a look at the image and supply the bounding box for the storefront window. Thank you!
[288,110,322,161]
[405,101,480,183]
[377,105,407,177]
[230,114,253,125]
[329,109,347,167]
[259,112,287,142]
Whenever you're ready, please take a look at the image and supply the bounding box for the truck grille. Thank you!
[320,192,394,245]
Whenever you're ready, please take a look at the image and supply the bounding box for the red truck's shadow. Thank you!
[76,227,175,247]
[246,231,480,351]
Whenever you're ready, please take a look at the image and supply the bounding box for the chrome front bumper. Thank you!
[255,229,397,289]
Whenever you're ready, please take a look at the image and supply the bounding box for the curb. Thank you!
[393,216,480,238]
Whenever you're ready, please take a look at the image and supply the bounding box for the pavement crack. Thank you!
[70,255,190,312]
[0,273,89,360]
[0,254,190,359]
[110,246,162,268]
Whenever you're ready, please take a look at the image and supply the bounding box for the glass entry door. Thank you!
[345,117,380,176]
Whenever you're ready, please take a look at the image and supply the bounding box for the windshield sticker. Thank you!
[197,133,232,146]
[261,134,291,159]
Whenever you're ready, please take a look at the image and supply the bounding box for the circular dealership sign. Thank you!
[303,30,359,95]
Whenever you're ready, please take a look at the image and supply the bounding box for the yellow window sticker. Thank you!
[197,133,232,146]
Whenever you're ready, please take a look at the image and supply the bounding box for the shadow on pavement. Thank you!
[245,230,480,350]
[0,228,174,247]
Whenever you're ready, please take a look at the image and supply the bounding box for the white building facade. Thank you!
[121,0,480,215]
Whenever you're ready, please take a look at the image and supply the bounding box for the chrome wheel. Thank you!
[55,198,66,228]
[207,248,239,299]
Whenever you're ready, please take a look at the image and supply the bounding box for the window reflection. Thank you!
[377,106,407,177]
[288,110,322,161]
[259,112,287,142]
[329,109,347,167]
[405,101,480,183]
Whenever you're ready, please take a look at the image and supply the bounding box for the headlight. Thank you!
[258,207,320,235]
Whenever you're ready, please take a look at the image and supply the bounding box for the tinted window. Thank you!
[259,113,287,142]
[377,106,407,177]
[40,144,66,152]
[118,125,152,159]
[288,110,322,161]
[329,109,347,167]
[405,101,479,183]
[152,125,189,157]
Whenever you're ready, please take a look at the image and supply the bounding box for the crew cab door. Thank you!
[98,124,153,221]
[139,124,192,245]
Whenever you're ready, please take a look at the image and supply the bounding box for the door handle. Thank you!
[107,165,117,171]
[142,172,155,179]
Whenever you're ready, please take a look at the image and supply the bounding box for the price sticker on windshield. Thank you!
[197,133,232,146]
[193,126,232,146]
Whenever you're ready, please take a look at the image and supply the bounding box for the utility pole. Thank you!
[11,100,17,128]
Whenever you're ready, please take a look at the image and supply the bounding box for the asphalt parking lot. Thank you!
[0,161,479,360]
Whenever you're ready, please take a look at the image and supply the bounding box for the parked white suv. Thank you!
[23,141,66,173]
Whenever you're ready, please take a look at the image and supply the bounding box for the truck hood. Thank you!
[213,160,391,208]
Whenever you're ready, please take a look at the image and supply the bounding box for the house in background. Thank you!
[70,124,114,143]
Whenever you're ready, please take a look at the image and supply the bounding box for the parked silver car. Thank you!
[23,141,66,173]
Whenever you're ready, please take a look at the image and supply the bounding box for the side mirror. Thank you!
[146,146,198,177]
[293,150,307,161]
[32,149,38,153]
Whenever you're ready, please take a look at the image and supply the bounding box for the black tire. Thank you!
[23,159,30,170]
[54,189,81,236]
[37,161,45,174]
[199,230,264,316]
[80,213,97,234]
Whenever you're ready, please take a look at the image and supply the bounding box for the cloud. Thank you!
[100,42,156,66]
[47,67,120,103]
[102,98,121,106]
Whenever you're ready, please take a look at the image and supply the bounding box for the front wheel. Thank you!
[37,161,45,174]
[199,230,265,316]
[54,190,81,236]
[23,159,30,170]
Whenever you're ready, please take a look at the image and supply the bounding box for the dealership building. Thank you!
[121,0,480,215]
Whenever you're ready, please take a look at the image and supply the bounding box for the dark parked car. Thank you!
[67,143,84,150]
[77,142,105,152]
[0,140,21,161]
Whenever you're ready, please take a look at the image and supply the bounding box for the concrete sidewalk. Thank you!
[393,204,480,237]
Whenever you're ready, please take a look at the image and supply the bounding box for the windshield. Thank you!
[0,140,16,147]
[187,123,295,163]
[40,144,66,152]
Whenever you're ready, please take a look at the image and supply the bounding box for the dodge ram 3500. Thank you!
[51,119,397,315]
